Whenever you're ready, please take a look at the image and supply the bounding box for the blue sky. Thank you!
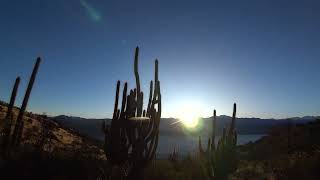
[0,0,319,118]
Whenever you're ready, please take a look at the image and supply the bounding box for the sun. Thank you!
[179,112,199,128]
[176,104,201,128]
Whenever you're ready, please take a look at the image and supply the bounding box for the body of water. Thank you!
[156,134,265,159]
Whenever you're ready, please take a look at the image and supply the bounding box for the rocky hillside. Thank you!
[0,102,105,159]
[233,119,320,179]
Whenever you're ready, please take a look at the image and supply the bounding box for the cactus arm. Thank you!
[120,82,128,118]
[2,77,20,153]
[134,46,140,95]
[156,81,161,119]
[147,133,159,161]
[137,92,143,117]
[230,103,236,134]
[112,81,120,120]
[207,138,212,153]
[199,136,204,154]
[133,46,144,117]
[145,132,158,161]
[154,59,159,82]
[146,81,153,116]
[4,77,20,122]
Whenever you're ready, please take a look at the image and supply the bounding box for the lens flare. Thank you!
[80,0,101,22]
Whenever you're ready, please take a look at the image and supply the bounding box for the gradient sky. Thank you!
[0,0,320,119]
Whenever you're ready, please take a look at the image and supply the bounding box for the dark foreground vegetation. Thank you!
[1,103,319,180]
[234,119,320,180]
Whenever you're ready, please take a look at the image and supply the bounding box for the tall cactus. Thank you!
[11,57,41,147]
[102,47,161,179]
[199,103,238,180]
[1,77,20,155]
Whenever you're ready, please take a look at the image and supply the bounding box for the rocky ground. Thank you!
[0,102,108,179]
[0,102,105,159]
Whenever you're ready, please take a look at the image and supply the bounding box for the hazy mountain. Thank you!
[51,115,319,141]
[51,115,109,141]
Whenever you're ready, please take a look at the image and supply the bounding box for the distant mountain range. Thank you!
[50,115,319,141]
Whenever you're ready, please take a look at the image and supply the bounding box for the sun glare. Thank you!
[176,104,201,128]
[179,112,199,128]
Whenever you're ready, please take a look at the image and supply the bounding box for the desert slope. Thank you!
[0,102,105,159]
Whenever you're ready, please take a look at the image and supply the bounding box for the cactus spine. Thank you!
[11,57,41,147]
[199,103,238,180]
[102,47,161,179]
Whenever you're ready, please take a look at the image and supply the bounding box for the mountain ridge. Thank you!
[50,115,319,141]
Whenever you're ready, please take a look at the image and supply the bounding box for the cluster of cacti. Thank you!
[199,103,238,180]
[101,46,161,179]
[168,146,179,163]
[0,57,41,156]
[11,58,41,147]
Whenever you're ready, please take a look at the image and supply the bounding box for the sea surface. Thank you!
[156,134,265,159]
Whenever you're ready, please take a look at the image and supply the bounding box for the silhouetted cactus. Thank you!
[11,57,41,147]
[168,146,179,163]
[1,77,20,156]
[199,103,238,180]
[102,47,161,179]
